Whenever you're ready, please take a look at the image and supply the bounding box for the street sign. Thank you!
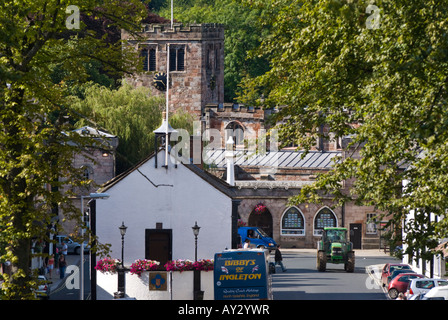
[214,249,272,300]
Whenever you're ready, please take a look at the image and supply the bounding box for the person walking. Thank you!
[47,254,55,278]
[62,240,68,256]
[58,254,67,279]
[275,245,287,272]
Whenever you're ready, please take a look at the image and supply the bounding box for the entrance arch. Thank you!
[248,204,273,237]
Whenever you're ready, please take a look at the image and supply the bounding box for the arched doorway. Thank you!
[248,203,273,237]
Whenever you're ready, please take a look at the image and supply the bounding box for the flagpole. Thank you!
[165,0,173,167]
[165,43,170,168]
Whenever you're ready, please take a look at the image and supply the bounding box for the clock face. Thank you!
[153,72,167,91]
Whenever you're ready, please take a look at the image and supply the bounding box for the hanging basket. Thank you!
[254,203,267,215]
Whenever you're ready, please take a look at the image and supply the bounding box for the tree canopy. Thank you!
[157,0,270,102]
[71,82,195,174]
[240,0,448,258]
[0,0,147,299]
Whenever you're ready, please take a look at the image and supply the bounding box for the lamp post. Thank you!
[119,221,127,267]
[116,221,127,299]
[80,192,109,300]
[192,221,200,261]
[192,221,203,300]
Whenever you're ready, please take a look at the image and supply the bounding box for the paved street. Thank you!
[272,249,399,300]
[48,249,398,300]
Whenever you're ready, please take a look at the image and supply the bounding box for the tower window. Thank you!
[169,46,185,71]
[141,47,156,72]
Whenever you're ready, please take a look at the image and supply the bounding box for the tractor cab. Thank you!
[317,227,355,272]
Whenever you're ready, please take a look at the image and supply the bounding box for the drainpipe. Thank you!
[231,199,241,249]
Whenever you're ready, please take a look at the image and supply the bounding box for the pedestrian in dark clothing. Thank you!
[275,245,286,272]
[59,254,67,279]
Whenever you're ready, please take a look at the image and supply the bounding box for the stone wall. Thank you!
[123,24,225,118]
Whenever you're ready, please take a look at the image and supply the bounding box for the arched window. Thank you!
[281,207,305,236]
[225,121,244,147]
[81,166,93,181]
[314,207,337,236]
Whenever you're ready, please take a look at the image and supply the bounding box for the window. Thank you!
[140,48,157,72]
[82,166,92,180]
[225,121,244,147]
[314,207,337,236]
[281,207,305,236]
[366,213,378,234]
[169,46,185,71]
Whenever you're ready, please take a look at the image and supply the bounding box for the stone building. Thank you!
[122,23,225,118]
[121,21,389,250]
[60,126,118,235]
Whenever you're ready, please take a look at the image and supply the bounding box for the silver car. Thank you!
[55,235,89,255]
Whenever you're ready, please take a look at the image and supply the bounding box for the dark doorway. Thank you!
[349,224,362,249]
[248,207,273,237]
[145,229,172,266]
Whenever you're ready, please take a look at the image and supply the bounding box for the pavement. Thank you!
[47,254,81,291]
[281,248,392,257]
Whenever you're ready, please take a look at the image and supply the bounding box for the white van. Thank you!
[406,278,448,299]
[422,286,448,300]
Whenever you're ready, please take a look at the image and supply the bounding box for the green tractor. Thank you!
[317,227,355,272]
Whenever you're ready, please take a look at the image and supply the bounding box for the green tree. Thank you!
[241,0,448,258]
[71,82,196,173]
[158,0,270,102]
[0,0,147,299]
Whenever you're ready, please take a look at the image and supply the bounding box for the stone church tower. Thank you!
[122,23,225,119]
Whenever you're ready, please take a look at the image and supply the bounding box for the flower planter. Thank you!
[96,258,214,300]
[97,269,214,300]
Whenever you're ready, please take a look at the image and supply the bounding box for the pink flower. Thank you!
[254,203,266,214]
[129,259,160,277]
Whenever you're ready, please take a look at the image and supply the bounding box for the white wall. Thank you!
[97,270,215,300]
[402,204,445,278]
[96,151,232,265]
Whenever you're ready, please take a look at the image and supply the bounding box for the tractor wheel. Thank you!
[345,251,355,273]
[317,251,326,272]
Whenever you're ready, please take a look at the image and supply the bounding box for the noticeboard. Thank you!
[214,250,271,300]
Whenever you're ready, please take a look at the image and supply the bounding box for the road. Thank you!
[49,249,398,300]
[272,249,399,300]
[50,256,91,300]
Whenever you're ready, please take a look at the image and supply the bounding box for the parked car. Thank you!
[406,278,448,299]
[422,286,448,300]
[388,273,424,299]
[386,269,416,286]
[55,235,89,255]
[35,275,51,300]
[381,263,413,287]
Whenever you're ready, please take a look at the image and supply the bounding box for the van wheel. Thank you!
[74,246,80,255]
[258,245,265,250]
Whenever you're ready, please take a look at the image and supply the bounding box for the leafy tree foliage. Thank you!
[70,82,195,174]
[240,0,448,259]
[157,0,270,102]
[0,0,147,299]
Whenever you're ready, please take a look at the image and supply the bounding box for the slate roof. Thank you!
[204,149,341,169]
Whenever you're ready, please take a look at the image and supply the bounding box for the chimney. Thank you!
[225,136,235,186]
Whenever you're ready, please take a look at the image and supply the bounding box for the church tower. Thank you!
[122,23,225,119]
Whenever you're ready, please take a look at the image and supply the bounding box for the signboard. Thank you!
[149,272,167,291]
[214,249,272,300]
